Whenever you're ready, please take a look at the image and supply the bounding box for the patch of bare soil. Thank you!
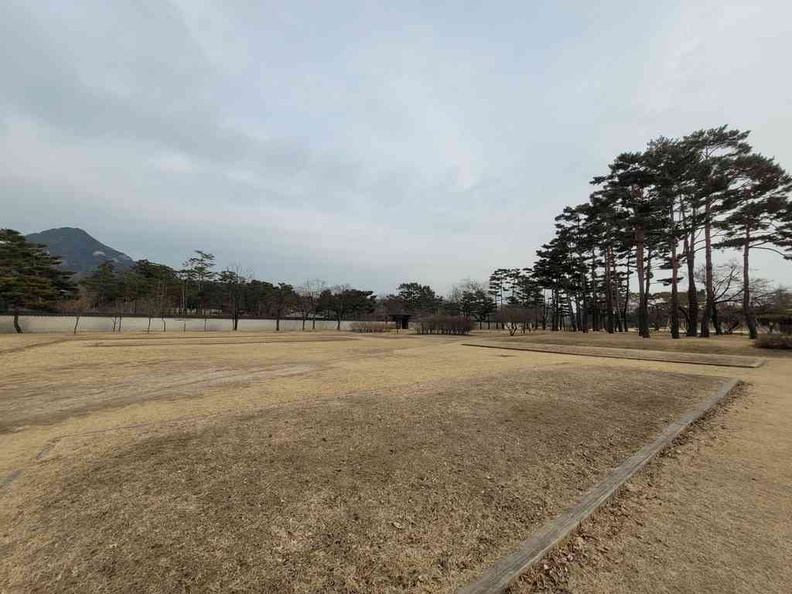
[0,367,723,593]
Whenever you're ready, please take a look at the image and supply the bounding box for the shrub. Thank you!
[416,315,473,335]
[493,307,533,335]
[349,321,395,333]
[755,334,792,349]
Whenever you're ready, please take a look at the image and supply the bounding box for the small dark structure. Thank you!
[388,312,411,330]
[757,312,792,335]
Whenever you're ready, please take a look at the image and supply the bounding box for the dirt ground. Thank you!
[0,330,789,593]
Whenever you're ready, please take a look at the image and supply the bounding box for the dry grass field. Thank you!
[466,340,765,368]
[481,329,786,358]
[0,330,789,593]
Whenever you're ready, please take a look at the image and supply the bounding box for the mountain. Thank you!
[25,227,135,278]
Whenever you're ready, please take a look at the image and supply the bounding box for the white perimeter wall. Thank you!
[0,315,353,334]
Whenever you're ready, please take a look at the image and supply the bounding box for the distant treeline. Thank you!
[0,229,500,333]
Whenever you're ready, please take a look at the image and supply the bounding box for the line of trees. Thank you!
[489,126,792,339]
[76,255,382,332]
[1,231,501,333]
[0,234,383,333]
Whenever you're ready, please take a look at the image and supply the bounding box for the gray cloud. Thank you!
[2,0,791,293]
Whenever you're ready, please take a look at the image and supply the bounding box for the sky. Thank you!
[2,0,791,294]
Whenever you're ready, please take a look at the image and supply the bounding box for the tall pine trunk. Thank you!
[644,248,653,334]
[670,245,680,339]
[613,265,623,333]
[590,254,599,331]
[700,201,714,337]
[684,224,698,337]
[635,228,649,338]
[669,202,680,339]
[742,229,758,339]
[567,294,577,332]
[604,246,614,333]
[621,257,630,332]
[580,274,589,333]
[612,250,626,332]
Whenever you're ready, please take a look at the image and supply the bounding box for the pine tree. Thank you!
[717,154,792,338]
[0,229,76,333]
[683,126,752,337]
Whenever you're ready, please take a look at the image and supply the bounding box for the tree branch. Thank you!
[753,246,791,258]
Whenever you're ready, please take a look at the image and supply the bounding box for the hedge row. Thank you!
[756,334,792,349]
[415,315,473,335]
[349,321,396,333]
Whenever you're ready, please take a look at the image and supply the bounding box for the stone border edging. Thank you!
[457,377,741,594]
[463,342,766,368]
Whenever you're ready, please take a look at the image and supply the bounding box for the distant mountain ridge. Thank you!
[25,227,134,278]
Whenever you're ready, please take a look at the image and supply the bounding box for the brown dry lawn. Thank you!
[465,340,765,368]
[482,328,788,358]
[0,331,728,593]
[496,336,791,594]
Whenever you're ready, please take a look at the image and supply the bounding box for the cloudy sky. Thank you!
[2,0,791,293]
